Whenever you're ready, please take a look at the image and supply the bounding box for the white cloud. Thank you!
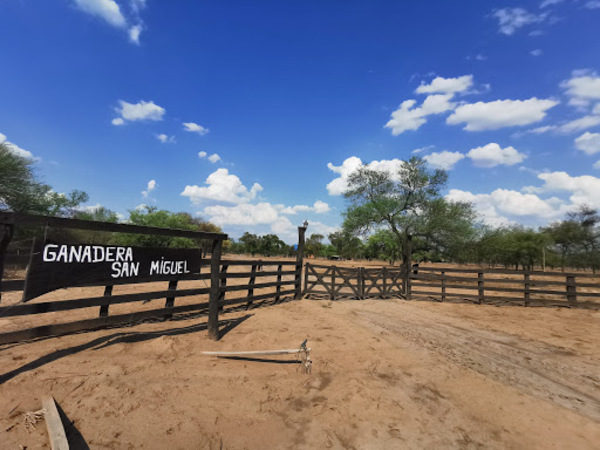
[575,132,600,155]
[326,156,364,195]
[0,132,36,159]
[385,94,454,135]
[198,151,221,163]
[183,122,210,135]
[113,100,165,124]
[74,0,146,44]
[411,145,435,154]
[536,171,600,209]
[208,153,221,163]
[540,0,563,7]
[447,188,567,227]
[129,24,142,44]
[74,0,127,28]
[446,98,558,131]
[326,156,411,196]
[561,71,600,108]
[134,203,148,211]
[181,168,263,204]
[594,160,600,169]
[530,49,543,56]
[281,201,331,215]
[423,151,465,170]
[492,8,547,35]
[157,133,175,144]
[415,75,473,95]
[466,143,526,168]
[203,202,280,226]
[141,179,157,198]
[559,115,600,133]
[313,200,331,214]
[584,1,600,9]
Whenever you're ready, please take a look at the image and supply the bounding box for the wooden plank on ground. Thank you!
[42,396,69,450]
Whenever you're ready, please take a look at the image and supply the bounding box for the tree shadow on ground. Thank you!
[0,315,251,385]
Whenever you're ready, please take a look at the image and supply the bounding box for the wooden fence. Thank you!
[409,264,600,308]
[303,263,404,299]
[0,212,307,345]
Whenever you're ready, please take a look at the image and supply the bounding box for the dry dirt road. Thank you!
[1,298,599,449]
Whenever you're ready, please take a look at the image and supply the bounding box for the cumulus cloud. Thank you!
[385,94,455,135]
[385,75,476,135]
[423,151,465,170]
[575,132,600,155]
[466,143,526,168]
[446,188,567,227]
[446,98,558,131]
[198,151,221,163]
[492,8,548,35]
[74,0,146,44]
[281,201,331,215]
[536,171,600,209]
[141,179,157,198]
[561,71,600,109]
[0,132,36,159]
[181,168,263,204]
[326,156,409,196]
[584,1,600,9]
[183,122,210,135]
[203,202,280,226]
[113,100,165,124]
[415,75,473,95]
[157,133,175,144]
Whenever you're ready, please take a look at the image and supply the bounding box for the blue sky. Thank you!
[1,0,600,242]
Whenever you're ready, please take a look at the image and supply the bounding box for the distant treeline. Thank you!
[2,143,598,272]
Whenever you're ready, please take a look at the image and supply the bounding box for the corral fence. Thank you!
[303,263,404,299]
[0,212,307,345]
[409,264,600,308]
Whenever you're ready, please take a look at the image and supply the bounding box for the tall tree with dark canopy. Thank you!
[342,156,475,265]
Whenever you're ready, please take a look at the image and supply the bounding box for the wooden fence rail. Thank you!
[0,213,308,345]
[303,263,404,300]
[409,265,600,307]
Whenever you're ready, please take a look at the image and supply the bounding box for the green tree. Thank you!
[328,230,364,260]
[114,206,201,248]
[0,143,88,216]
[342,157,473,265]
[305,233,325,257]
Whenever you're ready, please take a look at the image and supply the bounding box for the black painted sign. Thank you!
[22,242,203,301]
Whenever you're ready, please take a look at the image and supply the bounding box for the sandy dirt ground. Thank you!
[1,294,599,449]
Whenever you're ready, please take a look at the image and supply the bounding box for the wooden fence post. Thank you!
[218,264,228,312]
[441,271,446,302]
[382,267,387,299]
[208,238,224,341]
[295,224,307,299]
[0,224,14,304]
[478,272,484,305]
[331,266,336,301]
[524,273,530,307]
[164,279,178,319]
[246,263,257,309]
[275,264,283,303]
[303,264,308,298]
[566,275,577,306]
[99,285,113,317]
[359,267,365,299]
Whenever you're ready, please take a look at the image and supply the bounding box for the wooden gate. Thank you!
[303,263,404,300]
